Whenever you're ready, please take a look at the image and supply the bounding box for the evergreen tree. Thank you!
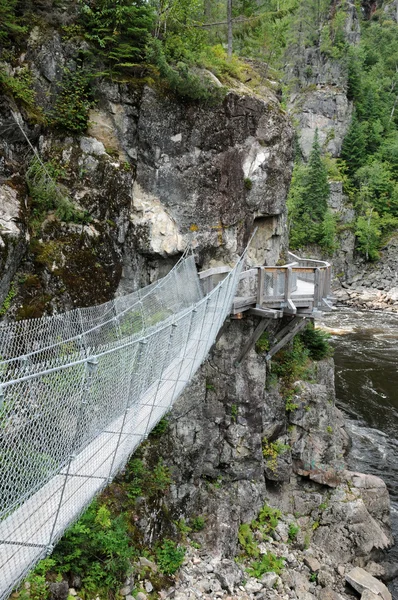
[79,0,154,69]
[355,209,381,261]
[0,0,26,43]
[321,209,338,254]
[340,112,367,177]
[303,129,330,222]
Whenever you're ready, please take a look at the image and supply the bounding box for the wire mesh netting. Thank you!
[0,251,244,600]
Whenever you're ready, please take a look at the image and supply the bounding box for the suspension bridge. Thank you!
[0,248,332,598]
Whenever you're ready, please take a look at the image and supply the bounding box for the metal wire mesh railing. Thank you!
[0,252,244,599]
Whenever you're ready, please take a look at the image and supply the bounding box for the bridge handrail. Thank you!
[0,253,202,380]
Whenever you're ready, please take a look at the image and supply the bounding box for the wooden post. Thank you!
[314,267,322,307]
[272,270,279,297]
[284,267,292,303]
[257,267,265,306]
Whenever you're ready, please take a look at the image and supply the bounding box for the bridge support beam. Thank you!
[234,317,273,366]
[265,317,309,361]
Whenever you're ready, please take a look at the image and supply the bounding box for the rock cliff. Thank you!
[0,21,394,600]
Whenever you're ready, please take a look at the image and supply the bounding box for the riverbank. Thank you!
[334,287,398,313]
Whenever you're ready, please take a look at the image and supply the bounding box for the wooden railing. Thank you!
[199,252,333,317]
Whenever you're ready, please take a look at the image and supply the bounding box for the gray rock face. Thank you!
[0,183,26,309]
[285,1,360,159]
[291,89,353,159]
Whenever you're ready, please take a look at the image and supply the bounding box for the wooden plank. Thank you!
[248,307,283,319]
[232,295,256,311]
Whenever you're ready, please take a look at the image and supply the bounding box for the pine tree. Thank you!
[79,0,154,69]
[340,112,367,178]
[0,0,26,43]
[303,129,330,222]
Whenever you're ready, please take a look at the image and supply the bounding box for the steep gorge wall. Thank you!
[0,22,395,600]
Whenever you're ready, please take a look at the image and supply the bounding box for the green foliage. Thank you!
[255,331,270,353]
[288,522,300,542]
[0,0,26,44]
[150,417,169,437]
[299,323,333,361]
[0,282,16,317]
[321,210,339,254]
[18,559,58,600]
[147,38,226,103]
[355,208,382,261]
[231,403,238,422]
[0,66,38,110]
[247,552,285,577]
[50,67,93,134]
[238,522,259,558]
[340,16,398,257]
[190,516,205,531]
[288,131,332,249]
[79,0,154,71]
[155,539,185,575]
[51,501,135,593]
[272,336,311,385]
[262,438,290,472]
[244,177,253,190]
[123,457,172,499]
[239,503,284,578]
[26,158,90,230]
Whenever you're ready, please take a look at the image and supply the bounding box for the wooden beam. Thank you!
[265,319,308,361]
[199,266,231,279]
[235,318,272,365]
[248,307,283,319]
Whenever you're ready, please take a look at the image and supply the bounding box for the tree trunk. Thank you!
[227,0,233,57]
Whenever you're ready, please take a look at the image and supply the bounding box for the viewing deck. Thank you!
[200,251,333,319]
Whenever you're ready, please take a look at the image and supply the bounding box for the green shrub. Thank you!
[79,0,154,71]
[299,323,333,361]
[150,417,169,437]
[255,331,270,353]
[247,552,285,578]
[155,539,185,575]
[0,66,37,109]
[272,336,311,384]
[0,0,26,44]
[238,523,259,558]
[0,282,16,317]
[288,522,300,542]
[244,177,253,190]
[190,516,205,531]
[26,157,90,228]
[262,438,290,472]
[147,38,226,103]
[51,501,135,593]
[124,457,171,499]
[50,67,93,134]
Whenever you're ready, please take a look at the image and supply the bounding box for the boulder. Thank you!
[213,558,244,593]
[345,567,392,600]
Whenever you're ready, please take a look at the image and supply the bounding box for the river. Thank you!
[320,308,398,597]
